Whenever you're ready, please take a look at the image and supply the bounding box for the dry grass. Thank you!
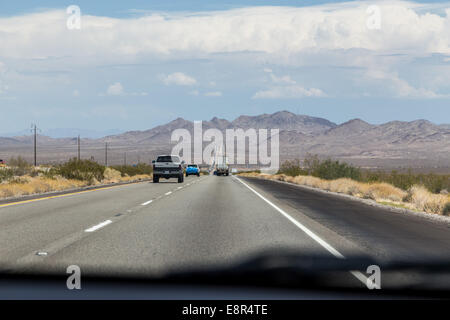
[0,168,152,200]
[406,185,449,215]
[239,172,450,216]
[0,176,87,198]
[103,167,123,183]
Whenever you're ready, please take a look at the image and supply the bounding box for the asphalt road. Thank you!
[1,174,450,289]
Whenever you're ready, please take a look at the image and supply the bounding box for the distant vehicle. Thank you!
[152,155,185,183]
[185,164,200,177]
[0,159,5,166]
[216,155,229,176]
[216,164,229,176]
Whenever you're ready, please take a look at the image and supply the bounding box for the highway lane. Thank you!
[17,175,345,278]
[242,177,450,263]
[0,174,449,289]
[0,178,195,264]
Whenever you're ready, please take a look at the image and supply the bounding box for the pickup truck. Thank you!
[185,164,200,177]
[152,155,185,183]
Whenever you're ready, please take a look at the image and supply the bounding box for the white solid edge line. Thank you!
[141,200,153,206]
[85,220,112,232]
[234,176,376,289]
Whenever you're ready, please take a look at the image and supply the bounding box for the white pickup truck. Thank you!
[152,155,185,183]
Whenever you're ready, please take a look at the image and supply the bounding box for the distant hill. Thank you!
[0,111,449,169]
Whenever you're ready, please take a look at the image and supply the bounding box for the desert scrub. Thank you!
[444,203,450,216]
[8,156,33,176]
[364,183,407,202]
[362,170,450,194]
[57,158,105,184]
[103,167,123,183]
[0,167,13,183]
[111,163,153,177]
[406,185,450,215]
[0,176,87,199]
[278,156,449,194]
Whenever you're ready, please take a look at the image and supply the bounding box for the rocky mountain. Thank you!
[230,111,336,134]
[0,111,449,169]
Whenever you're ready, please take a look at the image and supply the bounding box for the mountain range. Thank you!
[0,111,449,170]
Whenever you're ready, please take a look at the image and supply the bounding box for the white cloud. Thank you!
[72,89,80,97]
[253,85,325,99]
[107,82,124,96]
[160,72,197,86]
[1,2,450,60]
[204,91,222,97]
[364,68,445,98]
[270,74,296,84]
[1,2,450,101]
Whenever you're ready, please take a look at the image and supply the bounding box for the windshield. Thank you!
[1,0,450,302]
[157,156,179,163]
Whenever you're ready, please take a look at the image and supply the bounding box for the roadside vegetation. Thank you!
[240,155,450,216]
[0,157,152,199]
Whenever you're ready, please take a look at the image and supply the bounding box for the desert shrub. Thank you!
[443,203,450,216]
[311,159,361,181]
[38,167,59,179]
[364,183,407,202]
[111,163,153,177]
[57,158,105,183]
[103,167,122,182]
[361,169,449,193]
[280,156,449,194]
[0,168,14,182]
[8,156,32,176]
[279,155,361,180]
[405,185,449,214]
[278,159,307,177]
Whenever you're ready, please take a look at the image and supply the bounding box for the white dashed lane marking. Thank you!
[85,220,112,233]
[141,200,153,206]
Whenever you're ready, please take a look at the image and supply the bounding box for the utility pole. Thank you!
[32,124,37,167]
[77,135,81,161]
[105,142,108,167]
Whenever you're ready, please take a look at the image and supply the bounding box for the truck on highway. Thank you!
[216,155,229,176]
[152,155,185,183]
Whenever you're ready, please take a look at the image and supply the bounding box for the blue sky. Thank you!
[1,0,450,135]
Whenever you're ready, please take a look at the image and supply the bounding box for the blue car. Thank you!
[185,164,200,177]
